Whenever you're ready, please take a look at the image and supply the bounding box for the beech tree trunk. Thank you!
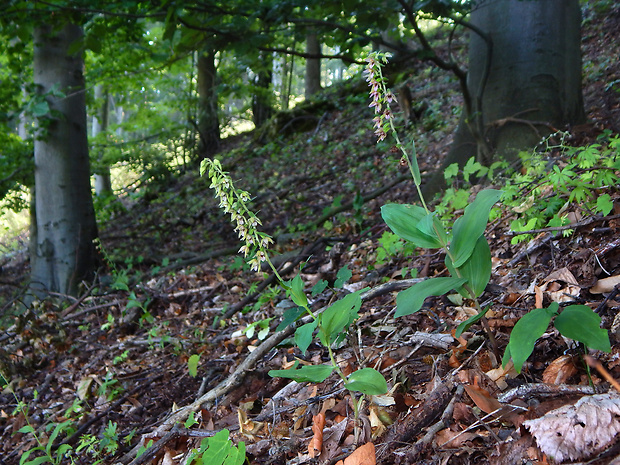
[31,22,98,296]
[425,0,585,195]
[93,84,113,196]
[305,32,321,98]
[196,47,220,158]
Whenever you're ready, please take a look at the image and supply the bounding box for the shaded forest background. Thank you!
[0,1,620,464]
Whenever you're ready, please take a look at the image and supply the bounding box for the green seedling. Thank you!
[503,302,611,373]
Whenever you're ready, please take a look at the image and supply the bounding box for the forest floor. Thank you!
[2,4,620,465]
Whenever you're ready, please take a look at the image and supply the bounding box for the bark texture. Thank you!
[196,48,220,158]
[31,22,98,296]
[304,31,321,98]
[425,0,585,196]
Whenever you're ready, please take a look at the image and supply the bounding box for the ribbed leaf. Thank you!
[381,204,443,249]
[445,236,492,298]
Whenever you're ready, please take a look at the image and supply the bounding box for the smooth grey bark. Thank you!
[196,48,220,158]
[425,0,585,196]
[93,84,113,196]
[31,22,98,296]
[304,32,321,98]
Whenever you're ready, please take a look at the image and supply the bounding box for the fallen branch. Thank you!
[120,277,425,464]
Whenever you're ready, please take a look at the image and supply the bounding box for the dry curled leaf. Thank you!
[542,355,577,385]
[464,384,502,415]
[308,412,325,458]
[524,393,620,463]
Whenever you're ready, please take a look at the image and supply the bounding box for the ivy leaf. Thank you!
[275,306,306,332]
[396,277,467,317]
[334,265,352,288]
[554,305,611,352]
[311,279,328,296]
[344,368,388,395]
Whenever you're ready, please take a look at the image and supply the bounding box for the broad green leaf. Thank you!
[203,429,231,463]
[318,291,363,346]
[449,189,502,267]
[18,425,35,434]
[276,306,306,332]
[455,306,490,337]
[295,320,318,355]
[334,265,352,288]
[504,304,557,373]
[344,368,388,395]
[269,362,334,383]
[554,305,611,352]
[288,274,308,308]
[395,277,467,317]
[445,236,492,298]
[381,204,443,249]
[188,354,200,378]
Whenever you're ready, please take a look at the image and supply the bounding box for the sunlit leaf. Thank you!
[381,204,443,249]
[188,354,200,378]
[344,368,388,395]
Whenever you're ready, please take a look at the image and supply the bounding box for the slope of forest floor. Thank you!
[2,4,620,465]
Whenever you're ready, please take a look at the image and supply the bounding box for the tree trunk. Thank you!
[31,22,98,297]
[196,47,220,158]
[305,32,321,98]
[424,0,585,196]
[93,84,113,196]
[252,51,274,128]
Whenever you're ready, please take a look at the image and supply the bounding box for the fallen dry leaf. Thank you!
[524,393,620,463]
[308,412,325,458]
[464,384,503,415]
[542,355,577,385]
[545,267,579,285]
[590,274,620,294]
[335,441,376,465]
[436,428,479,448]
